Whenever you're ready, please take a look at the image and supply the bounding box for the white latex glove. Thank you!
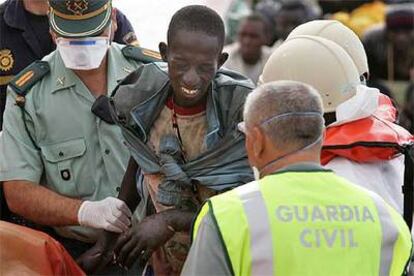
[78,197,132,233]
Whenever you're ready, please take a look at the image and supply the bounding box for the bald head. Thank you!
[244,81,324,149]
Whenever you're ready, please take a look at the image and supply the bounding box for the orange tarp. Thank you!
[0,221,85,276]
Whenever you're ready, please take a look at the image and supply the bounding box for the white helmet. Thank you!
[261,35,360,113]
[286,20,369,79]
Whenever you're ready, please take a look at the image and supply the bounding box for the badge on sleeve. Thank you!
[0,49,14,72]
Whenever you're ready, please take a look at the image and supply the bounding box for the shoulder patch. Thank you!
[122,45,162,64]
[9,61,50,96]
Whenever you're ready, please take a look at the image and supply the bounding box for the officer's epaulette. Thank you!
[122,45,162,64]
[9,61,50,96]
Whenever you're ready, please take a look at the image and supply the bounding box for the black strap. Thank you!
[402,144,413,230]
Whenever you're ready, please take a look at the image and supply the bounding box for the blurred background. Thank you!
[1,0,413,132]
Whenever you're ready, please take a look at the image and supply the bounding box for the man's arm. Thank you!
[81,157,143,245]
[117,157,141,210]
[3,179,132,232]
[112,156,196,268]
[114,208,194,268]
[3,180,81,225]
[0,88,131,233]
[77,157,143,273]
[1,90,81,226]
[159,208,194,233]
[114,8,139,46]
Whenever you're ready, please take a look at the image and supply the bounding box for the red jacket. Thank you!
[322,94,413,165]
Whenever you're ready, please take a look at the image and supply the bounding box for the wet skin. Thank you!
[159,29,228,108]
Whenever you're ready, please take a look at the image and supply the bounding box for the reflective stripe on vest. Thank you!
[236,181,274,275]
[367,190,399,275]
[198,171,412,276]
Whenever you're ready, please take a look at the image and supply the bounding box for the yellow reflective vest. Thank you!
[193,170,413,276]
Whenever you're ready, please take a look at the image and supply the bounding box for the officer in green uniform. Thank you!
[183,81,413,276]
[0,0,160,271]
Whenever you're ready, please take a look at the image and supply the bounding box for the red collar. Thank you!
[166,97,206,116]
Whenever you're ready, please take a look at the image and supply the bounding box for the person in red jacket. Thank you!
[260,34,414,230]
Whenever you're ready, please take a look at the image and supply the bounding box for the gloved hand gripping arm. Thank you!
[77,157,142,273]
[112,135,196,268]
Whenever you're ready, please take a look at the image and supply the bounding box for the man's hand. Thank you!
[76,241,113,274]
[76,231,118,274]
[114,213,175,268]
[78,197,132,233]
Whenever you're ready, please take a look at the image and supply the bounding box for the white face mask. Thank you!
[56,30,110,70]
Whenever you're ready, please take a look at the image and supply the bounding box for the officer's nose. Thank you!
[182,68,200,89]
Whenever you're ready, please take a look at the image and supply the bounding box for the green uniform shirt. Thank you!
[0,43,141,242]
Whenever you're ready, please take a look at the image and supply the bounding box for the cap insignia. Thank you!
[66,0,88,16]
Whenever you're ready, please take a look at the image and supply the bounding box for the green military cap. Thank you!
[48,0,112,38]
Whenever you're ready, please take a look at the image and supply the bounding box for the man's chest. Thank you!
[30,86,115,145]
[148,106,208,161]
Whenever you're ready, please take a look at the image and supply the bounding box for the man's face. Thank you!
[161,30,225,107]
[388,29,414,52]
[238,20,266,62]
[274,9,306,40]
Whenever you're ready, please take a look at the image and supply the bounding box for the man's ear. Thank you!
[50,29,57,44]
[111,8,118,36]
[251,126,265,159]
[218,52,228,68]
[159,42,168,62]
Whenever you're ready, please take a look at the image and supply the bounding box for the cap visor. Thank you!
[50,7,111,38]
